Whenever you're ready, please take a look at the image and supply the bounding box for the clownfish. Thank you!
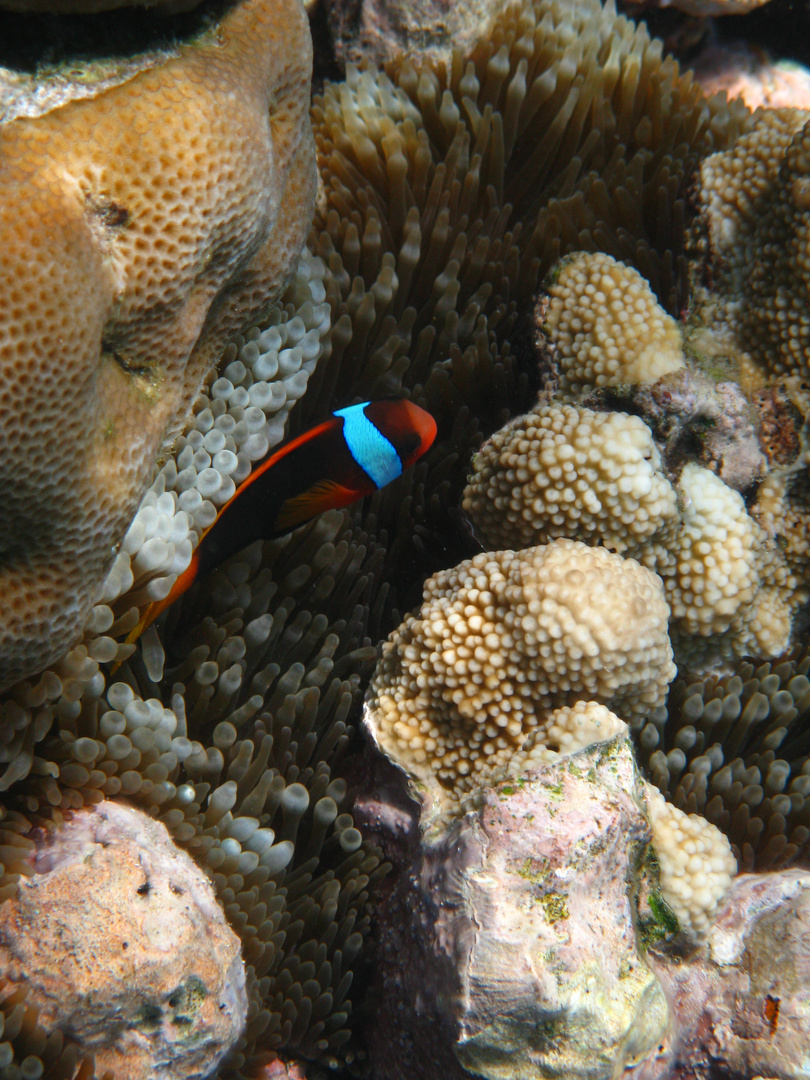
[124,398,437,646]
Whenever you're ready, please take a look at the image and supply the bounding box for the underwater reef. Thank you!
[1,0,810,1076]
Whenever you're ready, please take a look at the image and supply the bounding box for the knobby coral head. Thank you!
[0,0,317,691]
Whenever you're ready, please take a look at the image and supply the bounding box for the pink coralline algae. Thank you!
[0,801,247,1080]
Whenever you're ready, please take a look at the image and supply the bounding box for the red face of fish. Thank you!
[362,398,438,469]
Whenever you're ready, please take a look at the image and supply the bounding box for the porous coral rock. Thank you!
[542,252,685,397]
[462,402,679,555]
[365,538,675,820]
[359,736,669,1080]
[644,782,736,938]
[0,800,247,1080]
[322,0,509,68]
[0,0,317,690]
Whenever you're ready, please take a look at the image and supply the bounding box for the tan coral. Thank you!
[543,252,685,396]
[665,463,760,637]
[644,783,737,939]
[507,701,628,773]
[462,402,678,555]
[0,0,317,690]
[692,108,810,382]
[365,539,675,809]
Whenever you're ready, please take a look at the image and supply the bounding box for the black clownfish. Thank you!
[124,398,437,646]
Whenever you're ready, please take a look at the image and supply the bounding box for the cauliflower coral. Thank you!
[365,538,675,812]
[462,402,679,555]
[466,244,809,667]
[543,252,685,396]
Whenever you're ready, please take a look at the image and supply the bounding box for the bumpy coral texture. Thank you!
[462,402,679,554]
[0,0,317,691]
[463,391,804,664]
[544,252,685,396]
[644,782,737,939]
[508,700,627,772]
[366,539,675,802]
[664,464,803,663]
[692,108,810,382]
[667,464,759,635]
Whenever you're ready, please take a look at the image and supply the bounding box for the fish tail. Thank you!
[111,552,201,669]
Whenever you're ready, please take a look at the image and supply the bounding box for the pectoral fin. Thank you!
[273,479,360,533]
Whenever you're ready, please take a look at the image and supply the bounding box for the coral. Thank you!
[360,736,669,1080]
[665,463,807,663]
[0,250,332,791]
[692,42,810,112]
[0,0,789,1073]
[691,107,810,382]
[0,801,247,1080]
[365,538,674,814]
[102,250,332,636]
[462,398,803,664]
[0,507,390,1076]
[644,782,736,938]
[511,700,627,770]
[666,463,759,636]
[462,401,679,554]
[0,0,317,690]
[542,252,685,396]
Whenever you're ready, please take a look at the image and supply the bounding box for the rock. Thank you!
[640,870,810,1080]
[356,736,669,1080]
[0,800,247,1080]
[322,0,507,68]
[691,42,810,111]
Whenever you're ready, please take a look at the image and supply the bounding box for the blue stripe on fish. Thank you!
[334,402,403,489]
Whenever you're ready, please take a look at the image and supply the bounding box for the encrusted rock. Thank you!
[357,736,669,1080]
[641,870,810,1079]
[322,0,508,68]
[0,800,247,1080]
